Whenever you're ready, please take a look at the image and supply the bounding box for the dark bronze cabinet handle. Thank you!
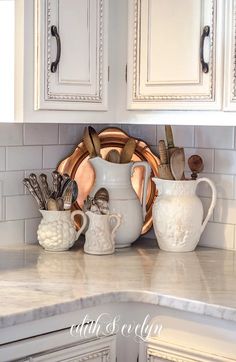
[200,26,210,74]
[51,25,61,73]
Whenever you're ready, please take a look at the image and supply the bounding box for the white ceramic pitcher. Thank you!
[84,211,121,255]
[89,157,151,248]
[37,210,87,252]
[152,178,217,252]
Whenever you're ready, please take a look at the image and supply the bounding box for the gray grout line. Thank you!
[22,123,25,145]
[234,127,236,150]
[213,148,215,173]
[193,125,196,147]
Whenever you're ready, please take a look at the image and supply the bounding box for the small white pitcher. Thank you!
[37,210,87,252]
[84,211,121,255]
[152,178,217,252]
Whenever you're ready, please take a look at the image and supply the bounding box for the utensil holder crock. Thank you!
[37,210,87,252]
[152,178,217,252]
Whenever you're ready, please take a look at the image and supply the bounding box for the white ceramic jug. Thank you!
[89,157,151,248]
[84,211,121,255]
[37,210,87,251]
[152,178,217,252]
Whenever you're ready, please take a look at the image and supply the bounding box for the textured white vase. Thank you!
[152,178,217,252]
[37,210,87,252]
[84,211,121,255]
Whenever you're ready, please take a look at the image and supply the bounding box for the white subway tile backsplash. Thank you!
[185,148,214,173]
[24,124,58,145]
[59,124,84,145]
[0,124,23,146]
[200,197,213,222]
[43,145,75,169]
[215,150,236,174]
[59,124,121,145]
[195,126,234,149]
[199,222,235,249]
[6,146,42,171]
[6,195,40,220]
[25,218,40,244]
[156,125,194,147]
[0,123,236,250]
[197,173,234,200]
[0,171,24,196]
[0,220,25,244]
[122,124,157,146]
[214,199,236,224]
[0,148,5,171]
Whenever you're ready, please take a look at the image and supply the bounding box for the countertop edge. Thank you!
[1,290,236,329]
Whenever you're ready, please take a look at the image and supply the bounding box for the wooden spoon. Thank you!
[170,148,185,180]
[106,149,121,163]
[165,125,178,160]
[120,138,136,163]
[188,155,204,180]
[83,127,97,158]
[88,126,101,157]
[158,140,174,180]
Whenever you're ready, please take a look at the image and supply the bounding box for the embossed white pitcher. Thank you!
[84,211,121,255]
[152,178,217,252]
[89,157,151,248]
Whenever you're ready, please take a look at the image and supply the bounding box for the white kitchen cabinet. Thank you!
[0,327,116,362]
[139,338,234,362]
[127,0,224,110]
[224,0,236,111]
[1,303,236,362]
[35,0,108,111]
[30,336,116,362]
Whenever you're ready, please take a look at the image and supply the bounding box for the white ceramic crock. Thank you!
[152,178,217,252]
[89,157,151,248]
[37,210,87,252]
[84,211,121,255]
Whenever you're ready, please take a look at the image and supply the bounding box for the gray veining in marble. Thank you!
[1,238,236,328]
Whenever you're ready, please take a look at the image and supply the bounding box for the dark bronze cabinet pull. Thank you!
[51,25,61,73]
[200,26,210,74]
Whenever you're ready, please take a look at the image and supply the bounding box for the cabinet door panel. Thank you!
[31,336,116,362]
[145,0,201,84]
[139,340,233,362]
[127,0,222,110]
[35,0,108,110]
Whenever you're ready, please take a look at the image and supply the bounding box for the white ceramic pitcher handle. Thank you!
[196,177,217,234]
[109,214,122,244]
[71,210,87,240]
[131,162,151,220]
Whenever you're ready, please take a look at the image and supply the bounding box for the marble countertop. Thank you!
[1,238,236,329]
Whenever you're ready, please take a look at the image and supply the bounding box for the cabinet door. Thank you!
[139,339,232,362]
[35,0,108,111]
[224,0,236,111]
[31,336,116,362]
[127,0,223,110]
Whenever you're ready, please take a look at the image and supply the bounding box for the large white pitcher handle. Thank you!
[71,210,87,240]
[131,162,151,220]
[196,177,217,234]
